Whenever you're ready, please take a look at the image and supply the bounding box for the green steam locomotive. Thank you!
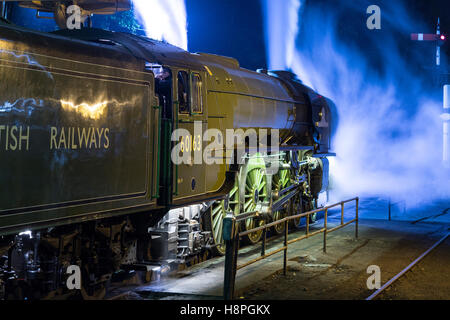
[0,16,335,299]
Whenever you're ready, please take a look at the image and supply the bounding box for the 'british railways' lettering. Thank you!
[50,127,110,150]
[0,126,30,151]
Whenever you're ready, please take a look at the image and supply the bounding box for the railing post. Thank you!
[283,219,288,276]
[341,202,344,225]
[261,227,266,257]
[323,208,328,253]
[355,197,359,239]
[306,212,309,235]
[223,214,238,300]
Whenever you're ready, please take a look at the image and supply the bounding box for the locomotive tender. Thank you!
[0,17,335,299]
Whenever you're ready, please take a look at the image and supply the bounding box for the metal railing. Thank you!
[222,196,359,300]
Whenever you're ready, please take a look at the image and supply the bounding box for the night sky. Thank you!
[4,0,450,76]
[186,0,450,76]
[186,0,267,71]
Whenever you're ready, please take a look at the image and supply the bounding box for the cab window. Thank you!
[178,71,190,114]
[191,73,203,114]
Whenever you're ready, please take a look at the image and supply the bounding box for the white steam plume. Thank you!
[264,0,450,208]
[133,0,188,50]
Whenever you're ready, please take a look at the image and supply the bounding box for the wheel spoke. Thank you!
[213,212,221,230]
[256,169,263,186]
[214,226,219,240]
[253,170,259,187]
[212,207,221,221]
[258,181,266,192]
[213,220,219,239]
[212,205,221,216]
[229,185,238,197]
[249,170,256,186]
[214,207,224,223]
[244,199,252,211]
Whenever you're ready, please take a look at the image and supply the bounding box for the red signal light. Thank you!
[441,35,446,40]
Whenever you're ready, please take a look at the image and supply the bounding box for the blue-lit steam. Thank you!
[132,0,188,50]
[263,0,450,206]
[262,0,302,70]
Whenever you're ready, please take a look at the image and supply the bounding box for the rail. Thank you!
[366,232,449,300]
[222,196,359,300]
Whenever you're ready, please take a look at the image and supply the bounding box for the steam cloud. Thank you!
[132,0,188,50]
[263,0,450,207]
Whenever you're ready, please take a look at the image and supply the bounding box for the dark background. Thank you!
[185,0,267,71]
[185,0,450,81]
[3,0,450,75]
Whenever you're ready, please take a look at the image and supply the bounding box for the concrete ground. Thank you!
[107,199,450,300]
[242,220,449,300]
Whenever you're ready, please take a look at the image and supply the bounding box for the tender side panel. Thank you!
[0,46,157,234]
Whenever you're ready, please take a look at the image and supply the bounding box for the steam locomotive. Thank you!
[0,15,336,299]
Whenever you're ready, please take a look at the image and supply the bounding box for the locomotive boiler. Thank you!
[0,17,336,299]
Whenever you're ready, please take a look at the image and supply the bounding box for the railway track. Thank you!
[366,232,450,300]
